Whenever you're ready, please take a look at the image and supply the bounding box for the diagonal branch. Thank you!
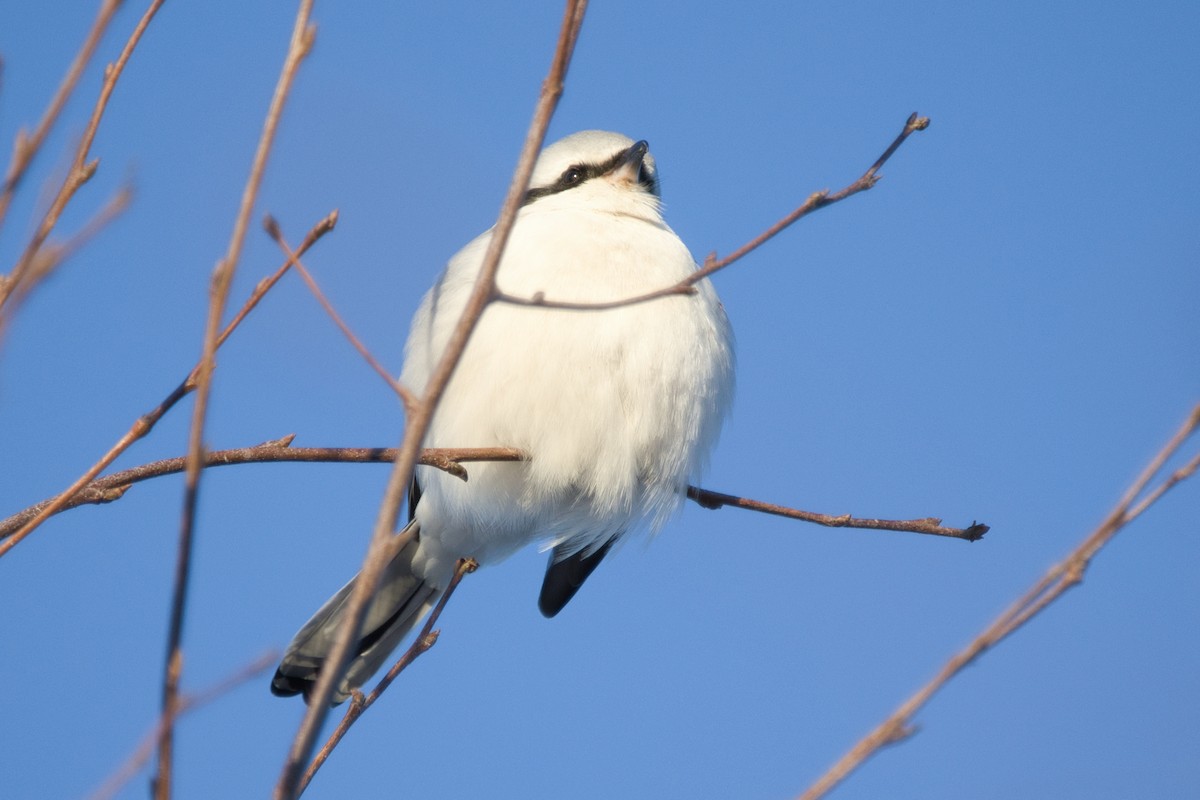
[155,4,316,797]
[263,215,413,406]
[0,0,123,232]
[0,210,336,559]
[1,0,164,323]
[493,113,930,312]
[273,2,589,795]
[7,185,134,315]
[796,402,1200,800]
[297,558,479,796]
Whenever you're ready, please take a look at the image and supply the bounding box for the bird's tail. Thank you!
[271,521,439,705]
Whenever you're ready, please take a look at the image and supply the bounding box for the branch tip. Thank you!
[964,522,990,542]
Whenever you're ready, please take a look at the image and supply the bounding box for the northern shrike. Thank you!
[272,130,735,703]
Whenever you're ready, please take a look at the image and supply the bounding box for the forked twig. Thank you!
[9,185,134,309]
[796,402,1200,800]
[0,0,122,231]
[1,0,164,321]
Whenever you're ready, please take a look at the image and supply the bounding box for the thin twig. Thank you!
[687,486,987,541]
[11,185,133,305]
[796,402,1200,800]
[155,4,315,798]
[1,0,162,322]
[297,558,479,795]
[0,0,123,232]
[274,2,589,795]
[87,651,278,800]
[264,215,413,405]
[0,211,336,559]
[493,113,930,311]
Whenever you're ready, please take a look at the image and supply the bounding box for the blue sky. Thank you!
[2,2,1197,799]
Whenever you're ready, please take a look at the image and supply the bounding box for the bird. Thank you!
[272,130,735,704]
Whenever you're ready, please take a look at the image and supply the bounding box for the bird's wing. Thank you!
[537,537,617,618]
[407,472,422,523]
[271,519,436,704]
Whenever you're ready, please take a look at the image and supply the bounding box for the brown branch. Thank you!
[297,558,479,796]
[87,650,278,800]
[155,4,316,797]
[687,487,987,541]
[0,442,526,539]
[218,212,339,351]
[493,113,930,312]
[0,210,335,559]
[7,185,134,313]
[274,2,589,794]
[1,0,163,322]
[0,0,123,232]
[0,442,983,546]
[264,215,414,406]
[796,402,1200,800]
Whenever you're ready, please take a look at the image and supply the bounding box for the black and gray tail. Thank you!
[271,522,439,705]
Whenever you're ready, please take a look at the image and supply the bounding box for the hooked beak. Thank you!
[609,139,649,185]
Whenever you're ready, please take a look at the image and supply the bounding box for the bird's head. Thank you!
[523,130,662,219]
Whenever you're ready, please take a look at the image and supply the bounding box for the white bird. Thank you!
[272,130,735,704]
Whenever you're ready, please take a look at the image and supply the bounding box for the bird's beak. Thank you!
[609,140,649,185]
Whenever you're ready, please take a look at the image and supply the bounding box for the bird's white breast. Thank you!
[400,201,734,580]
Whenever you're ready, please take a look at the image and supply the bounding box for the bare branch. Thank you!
[274,3,589,794]
[0,210,336,559]
[493,113,931,311]
[687,486,986,541]
[218,211,340,351]
[693,113,929,284]
[264,215,414,406]
[1,0,163,323]
[796,402,1200,800]
[0,442,982,546]
[0,443,527,539]
[0,0,123,231]
[297,558,478,796]
[9,185,134,310]
[156,4,316,796]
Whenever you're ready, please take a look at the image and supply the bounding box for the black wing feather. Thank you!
[538,538,616,618]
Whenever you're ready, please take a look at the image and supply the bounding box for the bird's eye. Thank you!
[562,166,584,186]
